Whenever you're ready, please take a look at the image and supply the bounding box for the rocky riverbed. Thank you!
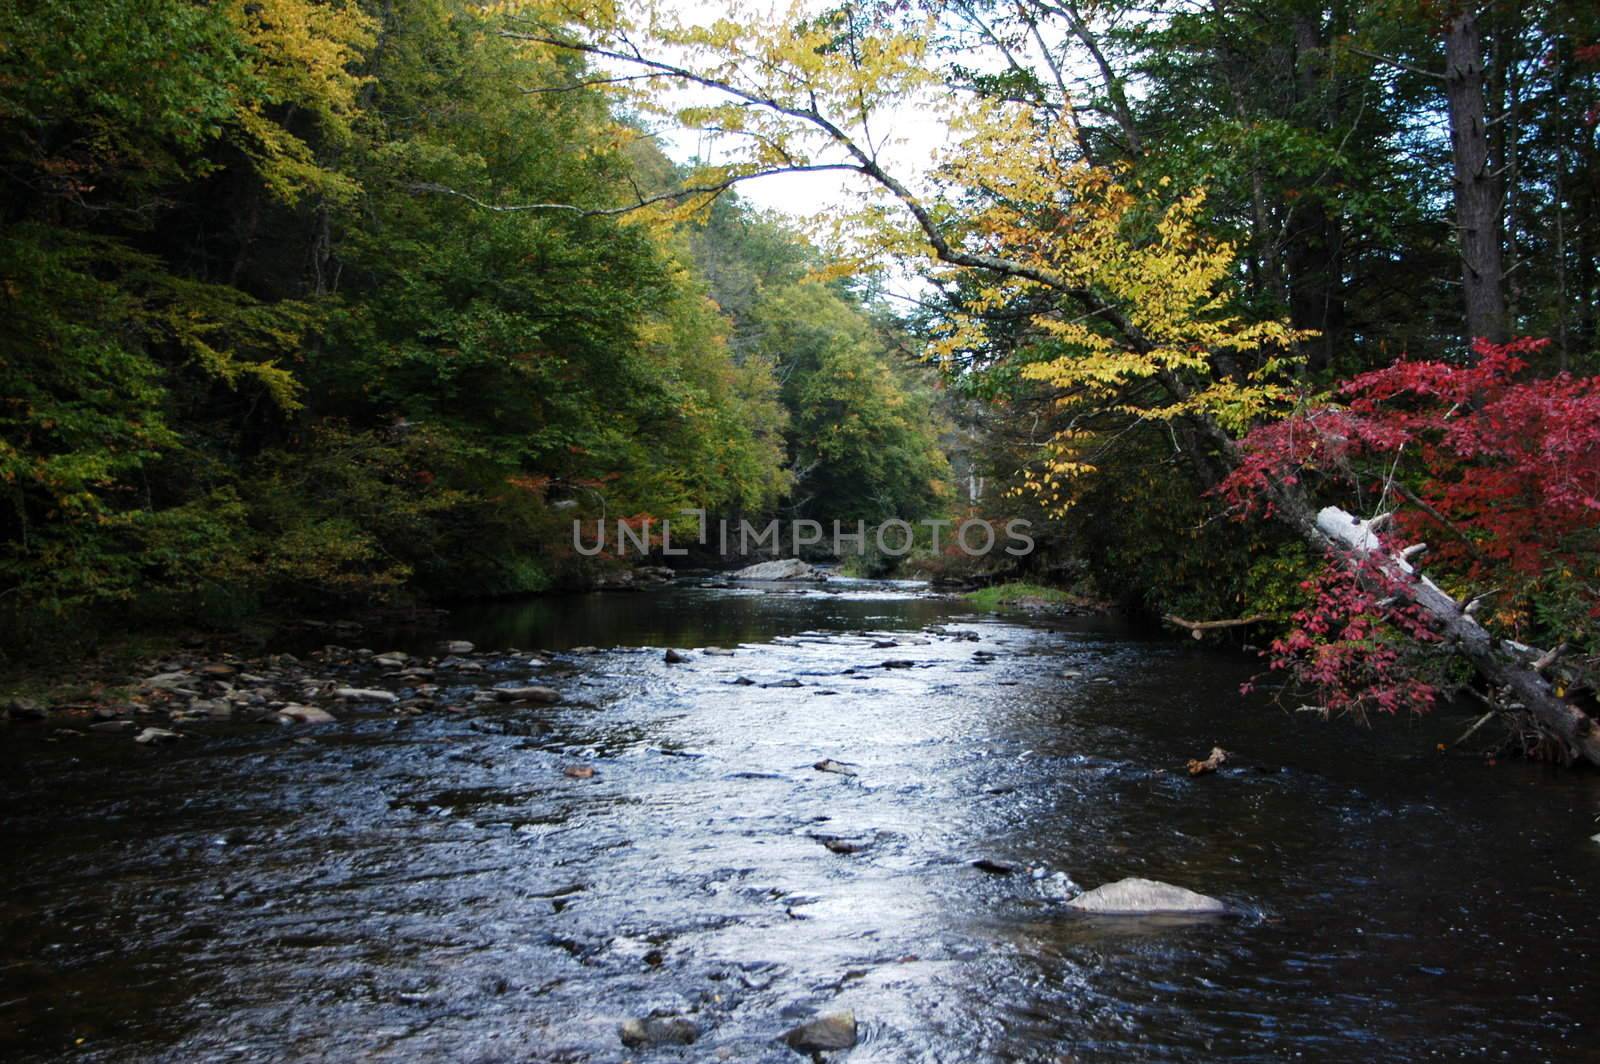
[4,581,1600,1061]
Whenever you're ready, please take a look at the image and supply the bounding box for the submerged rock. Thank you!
[782,1010,857,1052]
[731,558,818,581]
[134,727,182,744]
[1065,876,1228,915]
[618,1016,698,1048]
[813,758,858,777]
[90,720,137,733]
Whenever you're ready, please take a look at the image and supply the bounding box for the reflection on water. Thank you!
[433,580,978,652]
[3,581,1599,1062]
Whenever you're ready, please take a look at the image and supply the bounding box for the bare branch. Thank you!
[409,163,862,216]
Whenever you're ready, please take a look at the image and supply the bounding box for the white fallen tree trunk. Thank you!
[1314,506,1600,767]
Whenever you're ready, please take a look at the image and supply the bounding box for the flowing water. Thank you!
[4,580,1600,1062]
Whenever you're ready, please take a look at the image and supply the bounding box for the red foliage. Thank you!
[1221,338,1600,715]
[1245,557,1441,718]
[1222,338,1600,583]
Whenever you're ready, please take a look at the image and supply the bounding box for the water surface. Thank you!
[3,582,1598,1061]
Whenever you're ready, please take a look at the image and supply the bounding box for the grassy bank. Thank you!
[962,582,1101,613]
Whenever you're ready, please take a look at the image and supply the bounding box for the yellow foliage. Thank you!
[225,0,376,204]
[502,1,1308,516]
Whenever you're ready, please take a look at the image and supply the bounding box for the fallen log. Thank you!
[1311,505,1600,768]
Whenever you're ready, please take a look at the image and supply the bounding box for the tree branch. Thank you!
[409,163,862,216]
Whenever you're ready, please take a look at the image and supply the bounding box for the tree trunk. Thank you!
[1443,11,1507,345]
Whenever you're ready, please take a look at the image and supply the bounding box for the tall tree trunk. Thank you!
[1287,13,1341,371]
[1443,10,1507,345]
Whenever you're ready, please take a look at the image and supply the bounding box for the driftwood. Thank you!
[1164,614,1271,639]
[1186,746,1228,775]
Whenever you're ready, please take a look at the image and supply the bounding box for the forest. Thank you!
[5,0,1596,753]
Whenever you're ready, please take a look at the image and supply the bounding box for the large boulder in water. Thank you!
[1065,877,1227,915]
[730,558,819,581]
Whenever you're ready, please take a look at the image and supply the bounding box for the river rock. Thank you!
[782,1010,857,1052]
[134,727,182,744]
[491,685,561,703]
[334,687,398,703]
[664,648,689,664]
[6,697,47,720]
[702,647,736,656]
[731,558,818,581]
[275,705,337,725]
[442,640,475,654]
[1065,877,1228,915]
[618,1016,698,1048]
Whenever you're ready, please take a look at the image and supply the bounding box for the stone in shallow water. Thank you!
[731,558,817,580]
[491,685,561,703]
[334,687,397,703]
[813,759,857,776]
[275,705,336,725]
[782,1010,857,1052]
[1065,876,1227,915]
[618,1016,698,1048]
